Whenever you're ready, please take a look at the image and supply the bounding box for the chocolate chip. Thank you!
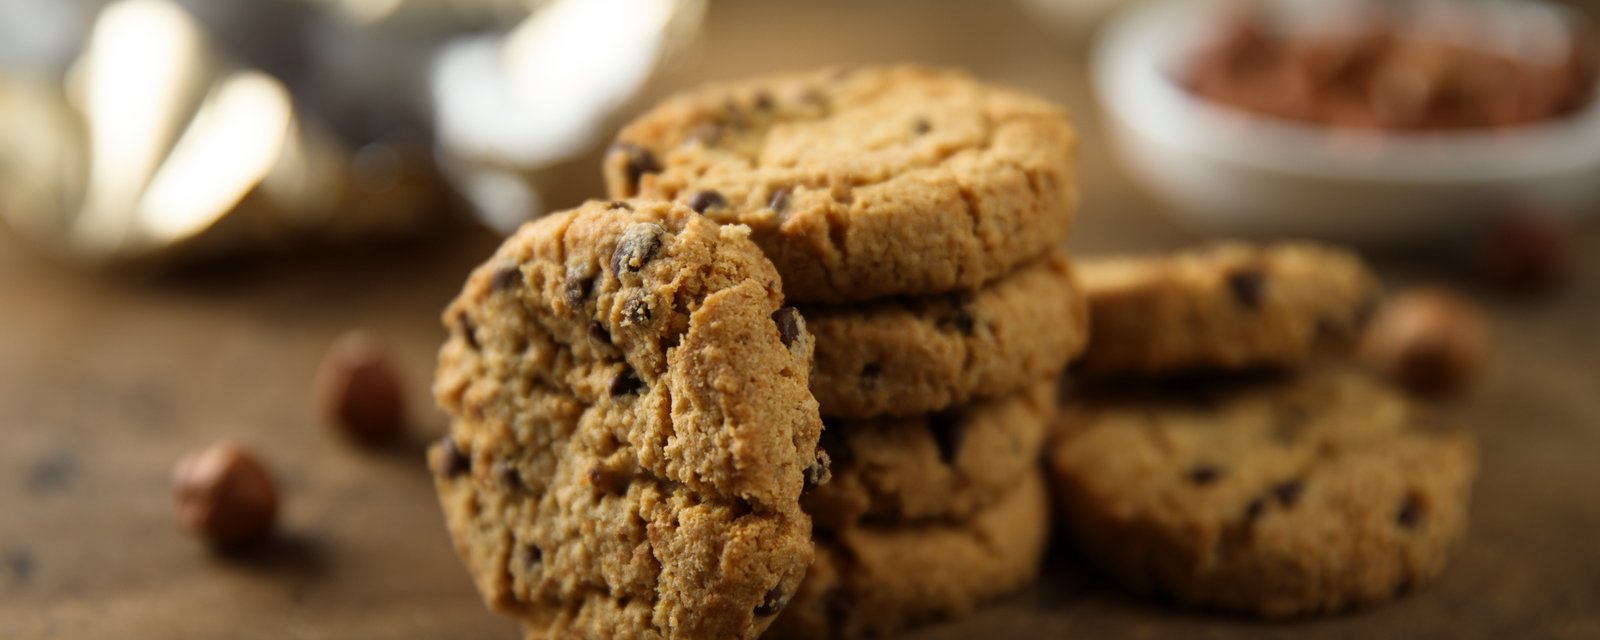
[432,437,470,477]
[609,223,666,275]
[939,305,976,335]
[622,297,652,325]
[610,369,645,396]
[1393,577,1415,598]
[767,187,791,215]
[525,544,543,567]
[587,462,629,494]
[497,462,522,490]
[1272,479,1304,507]
[457,315,479,350]
[860,363,883,384]
[753,91,774,110]
[1187,464,1223,486]
[928,410,965,463]
[564,265,595,307]
[490,266,522,292]
[7,548,34,584]
[686,190,727,213]
[754,585,787,616]
[772,307,802,348]
[1243,496,1267,522]
[1226,268,1266,309]
[588,321,612,344]
[607,200,632,211]
[802,454,830,494]
[912,117,931,134]
[1396,494,1423,529]
[611,142,660,191]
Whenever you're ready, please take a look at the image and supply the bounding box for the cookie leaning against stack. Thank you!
[429,200,827,639]
[607,66,1086,637]
[1049,242,1480,617]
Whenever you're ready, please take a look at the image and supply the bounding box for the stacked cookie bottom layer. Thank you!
[1048,243,1479,618]
[767,251,1088,638]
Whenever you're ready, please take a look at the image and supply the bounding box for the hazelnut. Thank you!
[1361,287,1491,397]
[314,330,406,445]
[172,443,278,546]
[1482,209,1572,296]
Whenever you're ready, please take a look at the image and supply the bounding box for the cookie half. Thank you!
[804,250,1086,419]
[804,382,1053,530]
[1076,243,1380,376]
[605,65,1079,303]
[1049,368,1477,617]
[430,200,827,639]
[771,471,1051,639]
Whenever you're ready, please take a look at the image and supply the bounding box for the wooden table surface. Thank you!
[4,1,1599,638]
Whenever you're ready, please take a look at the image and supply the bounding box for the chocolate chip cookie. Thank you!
[430,199,828,638]
[604,65,1079,303]
[1076,243,1380,376]
[1049,368,1477,618]
[771,471,1051,639]
[803,382,1053,531]
[803,250,1086,419]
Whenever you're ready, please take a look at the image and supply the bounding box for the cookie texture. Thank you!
[804,382,1054,531]
[605,65,1079,303]
[1049,368,1477,618]
[1076,243,1380,376]
[429,200,827,639]
[770,471,1051,639]
[804,251,1086,418]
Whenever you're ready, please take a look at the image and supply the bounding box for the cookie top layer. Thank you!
[1076,243,1380,376]
[804,382,1054,530]
[605,65,1079,303]
[1049,368,1477,617]
[430,200,827,638]
[770,471,1051,639]
[804,250,1086,419]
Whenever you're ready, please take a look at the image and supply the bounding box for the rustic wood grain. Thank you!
[3,1,1599,638]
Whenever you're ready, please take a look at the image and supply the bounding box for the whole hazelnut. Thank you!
[1482,209,1573,296]
[314,330,406,445]
[172,443,278,546]
[1361,287,1491,397]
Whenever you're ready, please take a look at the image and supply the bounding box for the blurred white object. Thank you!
[432,0,704,233]
[1017,0,1138,36]
[1094,0,1600,244]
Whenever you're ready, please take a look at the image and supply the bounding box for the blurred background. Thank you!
[1,0,1597,638]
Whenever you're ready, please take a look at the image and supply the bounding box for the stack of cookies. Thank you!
[604,66,1087,637]
[1048,243,1480,618]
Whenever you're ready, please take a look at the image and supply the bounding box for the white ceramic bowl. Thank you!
[1093,0,1600,244]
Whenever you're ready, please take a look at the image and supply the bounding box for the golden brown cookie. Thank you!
[1049,368,1477,618]
[804,251,1086,419]
[430,200,828,639]
[605,65,1079,303]
[770,471,1051,639]
[1076,243,1380,376]
[804,382,1053,531]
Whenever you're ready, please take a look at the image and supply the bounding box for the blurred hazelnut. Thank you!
[1482,209,1573,295]
[1361,287,1490,397]
[315,330,406,445]
[172,443,278,546]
